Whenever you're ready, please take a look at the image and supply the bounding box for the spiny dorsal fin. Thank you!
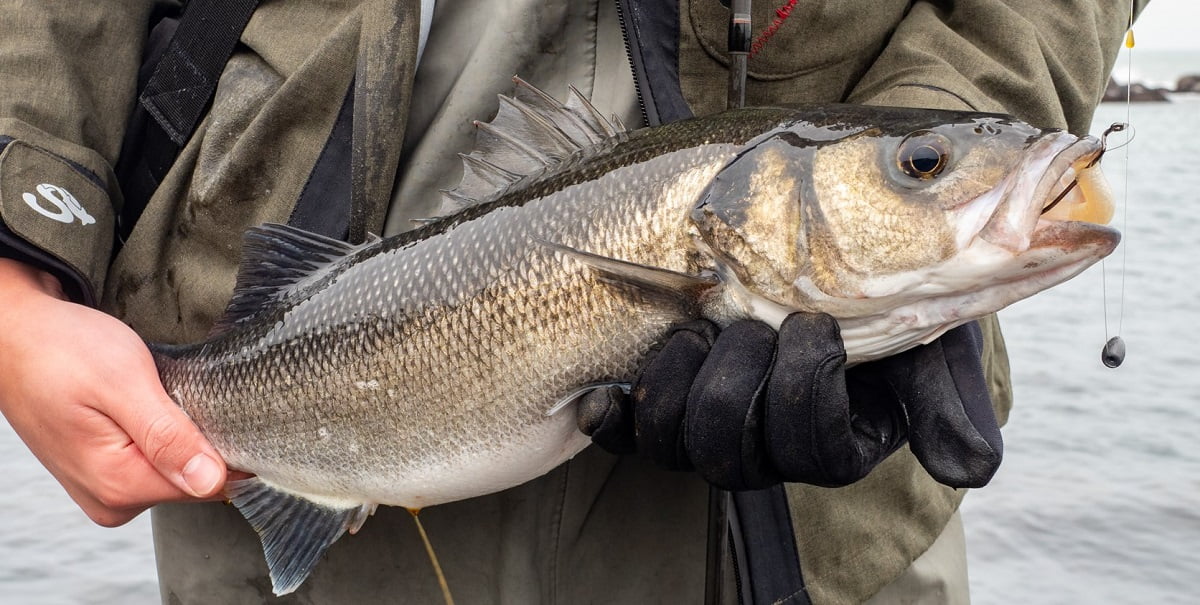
[563,85,624,140]
[211,224,373,336]
[227,478,373,596]
[438,76,627,215]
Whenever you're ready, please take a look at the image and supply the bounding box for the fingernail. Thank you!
[182,453,222,497]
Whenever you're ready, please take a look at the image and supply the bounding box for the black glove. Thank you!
[578,313,1003,490]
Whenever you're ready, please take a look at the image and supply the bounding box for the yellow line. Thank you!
[409,508,455,605]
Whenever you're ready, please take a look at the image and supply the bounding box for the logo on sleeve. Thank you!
[21,183,96,226]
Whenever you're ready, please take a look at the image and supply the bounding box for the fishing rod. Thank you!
[706,4,751,604]
[727,0,752,110]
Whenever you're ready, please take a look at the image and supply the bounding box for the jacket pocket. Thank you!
[684,0,906,85]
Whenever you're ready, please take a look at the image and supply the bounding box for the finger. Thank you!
[843,357,915,463]
[631,323,715,470]
[103,357,228,499]
[764,312,880,487]
[578,385,637,455]
[98,416,234,505]
[901,322,1003,488]
[40,405,229,527]
[940,322,1004,459]
[684,319,778,490]
[62,441,210,527]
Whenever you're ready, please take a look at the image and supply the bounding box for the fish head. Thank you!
[692,106,1121,363]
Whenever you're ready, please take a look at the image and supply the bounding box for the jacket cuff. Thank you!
[0,137,113,305]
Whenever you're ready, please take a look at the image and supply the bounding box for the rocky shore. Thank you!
[1103,73,1200,102]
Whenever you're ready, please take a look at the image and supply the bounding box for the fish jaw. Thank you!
[835,225,1119,362]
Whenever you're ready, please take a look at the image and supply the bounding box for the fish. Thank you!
[150,78,1120,595]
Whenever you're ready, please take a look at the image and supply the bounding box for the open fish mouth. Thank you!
[1037,138,1112,223]
[971,130,1120,254]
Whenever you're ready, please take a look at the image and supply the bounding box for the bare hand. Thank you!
[0,259,229,526]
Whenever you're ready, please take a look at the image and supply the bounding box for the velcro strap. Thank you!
[139,0,261,145]
[0,141,113,298]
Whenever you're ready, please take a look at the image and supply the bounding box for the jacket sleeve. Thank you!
[846,0,1149,132]
[0,1,160,304]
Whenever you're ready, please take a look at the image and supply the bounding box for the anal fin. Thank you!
[227,478,372,596]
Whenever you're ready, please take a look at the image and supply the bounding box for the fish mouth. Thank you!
[972,131,1120,254]
[955,131,1122,319]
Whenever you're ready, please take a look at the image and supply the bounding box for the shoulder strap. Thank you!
[140,0,262,145]
[730,487,811,605]
[115,0,261,241]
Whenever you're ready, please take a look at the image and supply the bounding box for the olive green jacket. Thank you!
[0,1,1144,603]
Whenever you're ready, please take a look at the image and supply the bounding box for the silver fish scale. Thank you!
[159,144,735,508]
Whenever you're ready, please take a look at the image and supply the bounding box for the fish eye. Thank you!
[897,132,950,180]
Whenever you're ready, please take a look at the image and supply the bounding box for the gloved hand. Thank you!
[577,312,1002,490]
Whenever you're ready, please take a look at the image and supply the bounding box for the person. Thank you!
[0,1,1144,603]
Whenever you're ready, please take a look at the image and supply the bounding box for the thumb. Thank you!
[578,385,637,455]
[110,363,228,498]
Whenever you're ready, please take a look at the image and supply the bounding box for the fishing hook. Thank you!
[1041,122,1131,215]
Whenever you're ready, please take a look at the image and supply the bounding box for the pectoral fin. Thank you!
[226,478,374,596]
[541,240,719,303]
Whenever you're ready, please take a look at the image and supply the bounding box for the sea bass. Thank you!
[151,79,1120,595]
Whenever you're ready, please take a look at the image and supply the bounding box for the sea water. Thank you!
[961,100,1200,604]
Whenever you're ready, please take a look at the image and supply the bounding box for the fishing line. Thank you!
[1101,5,1136,368]
[408,508,456,605]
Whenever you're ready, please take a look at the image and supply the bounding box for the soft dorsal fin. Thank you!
[438,76,627,215]
[211,224,374,335]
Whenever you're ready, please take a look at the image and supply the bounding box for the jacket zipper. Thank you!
[614,0,654,127]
